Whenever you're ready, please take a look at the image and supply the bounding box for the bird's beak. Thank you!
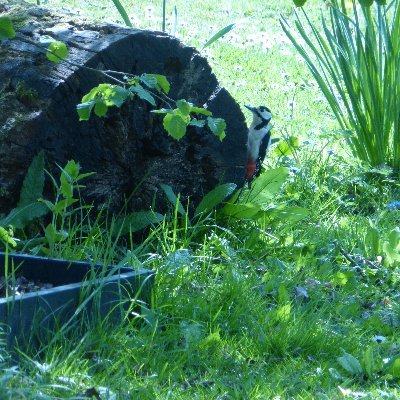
[245,105,256,112]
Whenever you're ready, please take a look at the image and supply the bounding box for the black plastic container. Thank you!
[0,252,153,345]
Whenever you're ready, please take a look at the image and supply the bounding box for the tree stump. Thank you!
[0,1,248,215]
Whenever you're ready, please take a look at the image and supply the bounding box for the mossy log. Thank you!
[0,1,248,215]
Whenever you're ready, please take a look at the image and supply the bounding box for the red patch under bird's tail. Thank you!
[245,158,256,186]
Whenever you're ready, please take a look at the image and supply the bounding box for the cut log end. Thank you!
[0,1,248,215]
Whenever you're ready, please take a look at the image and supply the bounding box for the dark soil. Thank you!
[0,275,53,298]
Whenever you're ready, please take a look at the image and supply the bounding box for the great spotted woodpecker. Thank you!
[244,105,272,187]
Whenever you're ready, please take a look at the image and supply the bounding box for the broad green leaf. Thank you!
[388,227,400,251]
[203,23,235,48]
[278,285,290,303]
[207,117,226,141]
[365,225,380,254]
[80,84,129,115]
[0,16,16,40]
[191,107,212,116]
[60,179,73,199]
[189,118,206,128]
[102,85,130,107]
[386,357,400,378]
[247,167,289,203]
[276,304,291,322]
[337,350,363,376]
[82,86,102,103]
[144,74,170,93]
[176,99,192,116]
[0,227,17,247]
[1,203,49,229]
[274,136,299,156]
[62,160,80,181]
[53,198,79,215]
[45,224,68,244]
[362,347,375,378]
[382,241,400,265]
[159,184,185,215]
[267,206,310,223]
[94,101,108,117]
[163,113,188,140]
[220,202,262,220]
[46,41,68,63]
[333,271,355,285]
[194,183,237,217]
[77,100,95,121]
[329,368,344,380]
[113,211,164,236]
[75,171,96,182]
[18,151,45,208]
[139,75,158,91]
[131,85,156,106]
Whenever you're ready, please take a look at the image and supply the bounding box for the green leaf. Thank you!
[113,211,164,236]
[267,206,310,223]
[278,285,291,303]
[142,74,170,93]
[333,271,355,285]
[274,137,298,156]
[191,107,212,116]
[94,101,108,117]
[0,203,49,229]
[362,347,375,378]
[176,99,192,116]
[276,304,291,321]
[220,202,262,220]
[18,151,45,208]
[38,199,55,212]
[77,100,95,121]
[45,223,68,244]
[46,41,68,63]
[82,86,102,103]
[163,113,188,140]
[0,16,16,40]
[53,198,79,215]
[79,84,130,120]
[62,160,80,180]
[388,227,400,251]
[247,167,289,203]
[159,184,185,215]
[189,118,206,128]
[365,225,381,254]
[195,183,237,217]
[386,357,400,378]
[0,227,17,247]
[203,23,235,48]
[131,85,156,106]
[102,85,130,107]
[207,117,226,140]
[337,350,363,376]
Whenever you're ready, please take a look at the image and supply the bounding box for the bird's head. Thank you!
[245,105,272,128]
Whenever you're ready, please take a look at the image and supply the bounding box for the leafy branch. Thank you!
[0,16,227,141]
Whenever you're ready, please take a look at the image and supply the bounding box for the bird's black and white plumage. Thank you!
[244,105,272,187]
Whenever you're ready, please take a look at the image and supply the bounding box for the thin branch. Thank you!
[13,34,175,107]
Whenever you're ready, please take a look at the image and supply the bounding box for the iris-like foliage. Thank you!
[282,0,400,171]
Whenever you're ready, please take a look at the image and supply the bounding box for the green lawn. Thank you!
[2,0,400,398]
